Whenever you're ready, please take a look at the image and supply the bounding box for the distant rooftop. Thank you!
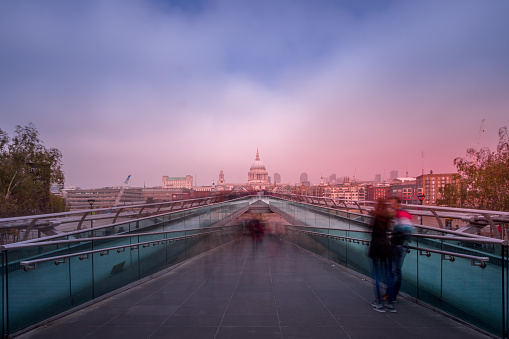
[393,177,416,182]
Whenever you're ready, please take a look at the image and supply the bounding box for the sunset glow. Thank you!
[1,0,508,188]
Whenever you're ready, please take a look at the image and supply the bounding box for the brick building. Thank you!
[416,171,457,205]
[366,184,391,202]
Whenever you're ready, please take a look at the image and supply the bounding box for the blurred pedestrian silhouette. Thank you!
[389,196,413,301]
[368,199,396,313]
[248,218,264,249]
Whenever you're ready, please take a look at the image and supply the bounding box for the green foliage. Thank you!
[0,123,65,217]
[438,127,509,211]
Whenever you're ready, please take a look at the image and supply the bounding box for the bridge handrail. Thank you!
[0,196,223,223]
[5,221,504,252]
[272,192,509,216]
[0,224,237,251]
[287,227,490,267]
[285,224,506,245]
[269,196,493,240]
[20,198,236,244]
[411,233,506,245]
[19,227,234,271]
[270,194,507,239]
[1,195,250,244]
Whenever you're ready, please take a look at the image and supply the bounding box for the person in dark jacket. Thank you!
[369,199,396,313]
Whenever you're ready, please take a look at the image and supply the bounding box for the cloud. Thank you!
[0,0,508,187]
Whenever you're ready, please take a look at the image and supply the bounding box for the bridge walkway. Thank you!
[18,236,488,339]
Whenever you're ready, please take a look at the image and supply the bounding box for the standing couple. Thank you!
[369,197,413,313]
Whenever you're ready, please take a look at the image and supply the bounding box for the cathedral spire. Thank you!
[255,148,260,161]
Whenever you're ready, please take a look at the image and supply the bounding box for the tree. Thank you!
[438,127,509,211]
[0,123,65,217]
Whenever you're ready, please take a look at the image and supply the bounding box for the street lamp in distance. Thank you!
[87,199,95,228]
[417,194,425,225]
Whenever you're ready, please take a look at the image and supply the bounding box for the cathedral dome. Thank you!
[247,149,269,190]
[250,149,266,170]
[251,160,266,170]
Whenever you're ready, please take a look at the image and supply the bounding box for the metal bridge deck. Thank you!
[17,236,489,339]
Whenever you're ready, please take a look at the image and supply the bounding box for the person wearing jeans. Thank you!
[369,199,396,313]
[389,197,413,300]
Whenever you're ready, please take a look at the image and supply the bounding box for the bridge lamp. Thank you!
[417,194,425,225]
[87,199,95,228]
[87,199,95,210]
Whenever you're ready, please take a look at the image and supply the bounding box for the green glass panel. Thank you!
[114,223,129,234]
[8,253,71,333]
[296,207,306,225]
[327,229,348,266]
[415,246,442,303]
[6,243,68,263]
[315,236,329,258]
[92,240,140,298]
[69,244,94,307]
[199,207,211,228]
[506,250,508,338]
[329,214,350,230]
[1,251,4,336]
[301,232,316,254]
[345,236,371,277]
[400,239,418,298]
[439,245,502,335]
[138,234,167,279]
[185,235,204,259]
[166,238,186,267]
[315,212,330,229]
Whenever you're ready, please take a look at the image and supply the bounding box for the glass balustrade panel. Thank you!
[7,249,72,333]
[138,234,167,279]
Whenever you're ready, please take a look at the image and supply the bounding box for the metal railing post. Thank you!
[503,243,508,338]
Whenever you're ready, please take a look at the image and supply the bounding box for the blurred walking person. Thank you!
[390,197,414,301]
[248,218,264,249]
[369,199,396,313]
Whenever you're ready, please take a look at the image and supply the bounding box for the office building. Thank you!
[162,175,193,189]
[274,172,281,184]
[390,170,398,180]
[300,172,308,184]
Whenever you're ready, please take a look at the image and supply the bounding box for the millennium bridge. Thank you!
[0,194,508,338]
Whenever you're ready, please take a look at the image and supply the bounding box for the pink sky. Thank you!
[1,1,508,188]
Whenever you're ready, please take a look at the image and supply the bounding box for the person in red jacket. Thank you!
[389,197,414,301]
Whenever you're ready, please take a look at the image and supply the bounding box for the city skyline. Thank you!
[1,1,508,188]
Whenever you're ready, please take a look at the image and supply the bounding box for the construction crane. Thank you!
[112,175,131,208]
[477,119,485,148]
